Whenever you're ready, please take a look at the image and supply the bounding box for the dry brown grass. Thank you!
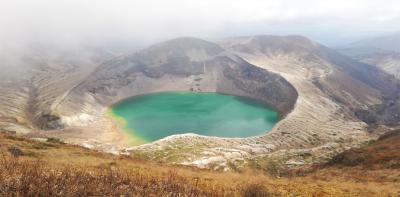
[0,156,218,196]
[0,131,399,196]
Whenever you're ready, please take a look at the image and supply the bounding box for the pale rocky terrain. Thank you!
[0,44,117,133]
[358,53,400,79]
[2,36,400,170]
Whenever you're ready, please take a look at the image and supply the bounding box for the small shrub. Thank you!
[6,135,25,141]
[265,160,283,176]
[241,183,273,197]
[8,146,23,157]
[46,137,64,144]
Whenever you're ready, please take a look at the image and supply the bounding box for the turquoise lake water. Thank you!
[109,92,278,145]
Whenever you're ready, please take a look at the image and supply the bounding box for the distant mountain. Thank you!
[344,32,400,54]
[338,33,400,79]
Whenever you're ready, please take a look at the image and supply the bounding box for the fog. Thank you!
[1,0,400,53]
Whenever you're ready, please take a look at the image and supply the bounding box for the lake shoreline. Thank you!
[109,92,279,145]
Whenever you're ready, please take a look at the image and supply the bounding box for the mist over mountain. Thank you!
[1,0,400,51]
[344,32,400,53]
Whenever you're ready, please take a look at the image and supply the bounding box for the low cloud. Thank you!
[1,0,400,48]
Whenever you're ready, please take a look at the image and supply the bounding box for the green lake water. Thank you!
[109,92,279,145]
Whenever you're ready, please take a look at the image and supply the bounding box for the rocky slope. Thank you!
[222,35,400,123]
[356,52,400,79]
[0,44,116,133]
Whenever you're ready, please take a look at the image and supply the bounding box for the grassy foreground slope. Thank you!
[0,131,399,196]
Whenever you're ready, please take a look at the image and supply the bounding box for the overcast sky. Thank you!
[1,0,400,48]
